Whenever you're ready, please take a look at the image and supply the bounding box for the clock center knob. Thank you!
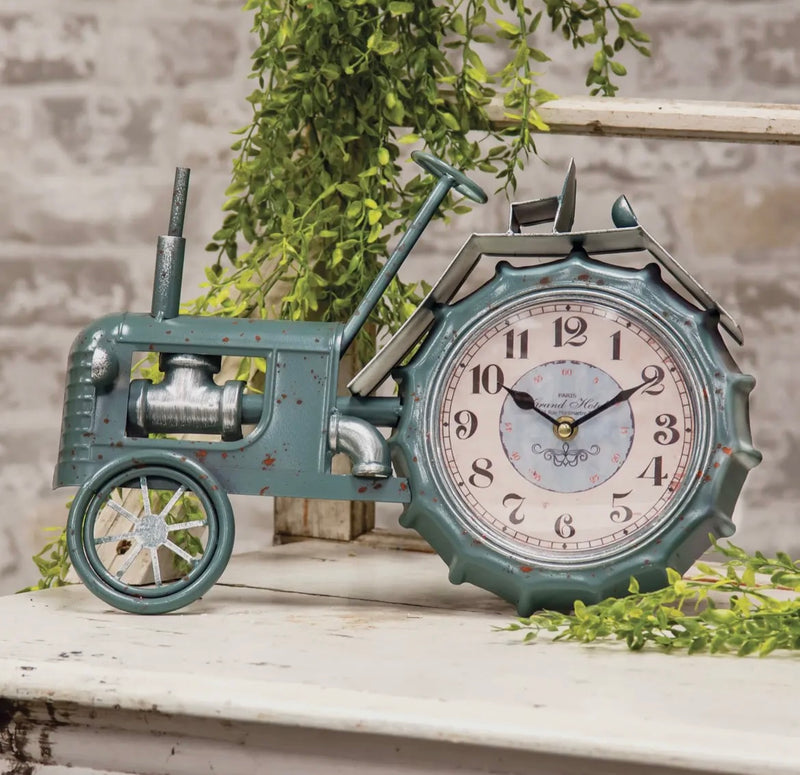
[555,417,577,441]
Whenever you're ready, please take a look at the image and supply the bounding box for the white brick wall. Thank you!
[1,0,796,594]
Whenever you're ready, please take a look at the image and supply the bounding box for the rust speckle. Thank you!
[577,273,590,281]
[703,474,712,482]
[296,399,303,405]
[262,455,276,468]
[255,335,261,342]
[713,462,720,468]
[103,418,109,424]
[358,486,368,493]
[400,482,407,491]
[722,446,732,455]
[373,482,382,490]
[222,337,229,343]
[539,277,551,285]
[165,330,172,335]
[196,450,207,460]
[221,452,228,459]
[260,486,270,495]
[520,566,533,573]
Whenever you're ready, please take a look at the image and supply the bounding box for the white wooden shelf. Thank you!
[488,96,800,144]
[2,540,799,775]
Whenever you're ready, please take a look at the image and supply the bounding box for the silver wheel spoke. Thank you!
[158,485,187,519]
[166,518,207,533]
[164,539,196,564]
[115,542,143,579]
[107,499,139,525]
[150,547,162,586]
[140,476,152,516]
[94,532,135,546]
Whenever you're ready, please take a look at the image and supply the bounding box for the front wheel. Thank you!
[67,453,235,614]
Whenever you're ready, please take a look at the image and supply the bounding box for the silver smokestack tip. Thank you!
[168,167,190,237]
[151,167,190,320]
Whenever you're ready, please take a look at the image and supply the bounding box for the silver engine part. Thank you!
[128,353,245,441]
[329,411,391,479]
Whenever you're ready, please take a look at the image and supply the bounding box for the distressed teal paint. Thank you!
[390,252,761,615]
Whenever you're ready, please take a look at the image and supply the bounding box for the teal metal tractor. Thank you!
[55,154,487,614]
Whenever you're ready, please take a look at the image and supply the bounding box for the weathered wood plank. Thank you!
[487,96,800,144]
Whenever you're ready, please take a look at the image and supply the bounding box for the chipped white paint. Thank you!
[1,541,799,775]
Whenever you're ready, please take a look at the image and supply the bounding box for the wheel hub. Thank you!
[136,514,169,548]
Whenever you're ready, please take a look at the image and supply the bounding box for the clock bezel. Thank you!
[426,285,710,568]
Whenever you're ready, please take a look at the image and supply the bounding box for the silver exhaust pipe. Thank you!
[329,411,391,478]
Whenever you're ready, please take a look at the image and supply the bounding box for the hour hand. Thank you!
[501,385,560,426]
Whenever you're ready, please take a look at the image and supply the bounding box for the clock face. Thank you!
[433,292,707,564]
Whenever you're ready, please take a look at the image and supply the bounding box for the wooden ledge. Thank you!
[488,96,800,144]
[1,540,798,775]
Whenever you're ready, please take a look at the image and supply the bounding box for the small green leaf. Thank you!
[496,19,521,35]
[617,3,642,19]
[336,182,361,198]
[388,1,414,15]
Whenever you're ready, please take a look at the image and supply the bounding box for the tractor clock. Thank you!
[353,160,761,615]
[57,153,760,615]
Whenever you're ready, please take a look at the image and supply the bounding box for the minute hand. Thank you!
[570,378,652,430]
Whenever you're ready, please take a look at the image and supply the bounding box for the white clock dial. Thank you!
[436,295,701,563]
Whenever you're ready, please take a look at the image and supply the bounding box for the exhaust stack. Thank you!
[151,167,190,320]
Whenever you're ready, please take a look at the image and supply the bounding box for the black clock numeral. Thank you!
[654,414,680,445]
[610,330,622,361]
[468,458,494,488]
[470,364,504,394]
[641,364,666,395]
[505,329,529,359]
[453,410,478,440]
[637,456,667,487]
[554,316,587,347]
[610,490,633,523]
[502,493,525,524]
[554,513,576,538]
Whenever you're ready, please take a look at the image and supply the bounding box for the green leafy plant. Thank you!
[193,0,650,364]
[20,525,72,592]
[502,540,800,656]
[25,0,649,590]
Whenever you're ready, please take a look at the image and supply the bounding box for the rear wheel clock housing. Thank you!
[390,251,761,615]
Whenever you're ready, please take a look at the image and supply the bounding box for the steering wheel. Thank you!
[411,151,488,204]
